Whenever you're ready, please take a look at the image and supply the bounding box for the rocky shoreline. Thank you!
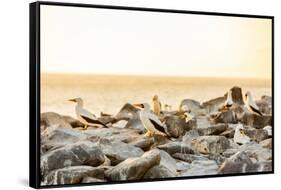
[40,86,272,185]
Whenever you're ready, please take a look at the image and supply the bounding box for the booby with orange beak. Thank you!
[68,98,107,129]
[244,91,263,116]
[134,103,168,137]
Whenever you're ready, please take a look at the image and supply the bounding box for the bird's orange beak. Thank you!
[133,103,144,108]
[68,98,76,102]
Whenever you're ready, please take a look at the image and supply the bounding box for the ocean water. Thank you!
[41,74,271,117]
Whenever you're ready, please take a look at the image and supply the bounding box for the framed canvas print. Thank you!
[29,1,274,189]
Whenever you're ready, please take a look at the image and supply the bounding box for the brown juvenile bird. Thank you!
[152,95,162,116]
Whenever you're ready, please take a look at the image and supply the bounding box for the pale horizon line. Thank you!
[41,72,272,81]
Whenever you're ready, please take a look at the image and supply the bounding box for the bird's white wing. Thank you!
[79,107,97,120]
[146,111,163,126]
[249,98,260,110]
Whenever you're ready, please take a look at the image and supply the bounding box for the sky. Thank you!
[40,5,272,79]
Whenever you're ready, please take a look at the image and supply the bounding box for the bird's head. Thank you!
[245,91,251,100]
[133,103,150,110]
[152,95,159,101]
[68,98,83,105]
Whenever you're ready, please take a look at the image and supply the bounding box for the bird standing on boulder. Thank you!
[68,98,107,129]
[244,91,263,116]
[133,103,168,137]
[152,95,162,116]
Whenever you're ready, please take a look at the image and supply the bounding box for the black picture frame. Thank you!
[29,1,274,189]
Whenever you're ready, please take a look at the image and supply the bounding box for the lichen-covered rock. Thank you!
[41,141,105,176]
[164,115,188,138]
[191,136,230,154]
[105,149,161,180]
[42,166,105,185]
[97,138,144,165]
[197,124,228,136]
[238,112,272,129]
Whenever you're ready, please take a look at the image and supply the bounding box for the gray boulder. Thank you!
[228,86,244,105]
[41,141,105,176]
[97,138,144,165]
[239,112,272,129]
[84,127,141,143]
[179,99,206,116]
[219,151,254,174]
[105,149,161,180]
[259,138,272,149]
[129,137,154,151]
[239,142,272,161]
[62,115,84,128]
[115,103,139,121]
[172,153,209,163]
[41,112,72,131]
[164,115,188,138]
[256,95,272,115]
[213,110,237,124]
[42,166,105,185]
[158,141,194,155]
[180,160,218,176]
[197,124,228,136]
[191,136,230,154]
[41,127,87,153]
[144,165,177,179]
[202,96,225,114]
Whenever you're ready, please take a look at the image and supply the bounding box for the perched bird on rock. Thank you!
[219,89,233,111]
[68,98,107,129]
[152,95,162,116]
[244,91,263,116]
[133,103,168,137]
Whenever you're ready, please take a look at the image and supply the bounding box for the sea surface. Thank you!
[41,73,271,117]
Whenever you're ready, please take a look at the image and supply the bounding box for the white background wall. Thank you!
[0,0,279,189]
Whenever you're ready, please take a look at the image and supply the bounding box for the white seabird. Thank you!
[152,95,162,116]
[244,91,263,116]
[68,98,107,129]
[234,124,251,145]
[134,103,168,137]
